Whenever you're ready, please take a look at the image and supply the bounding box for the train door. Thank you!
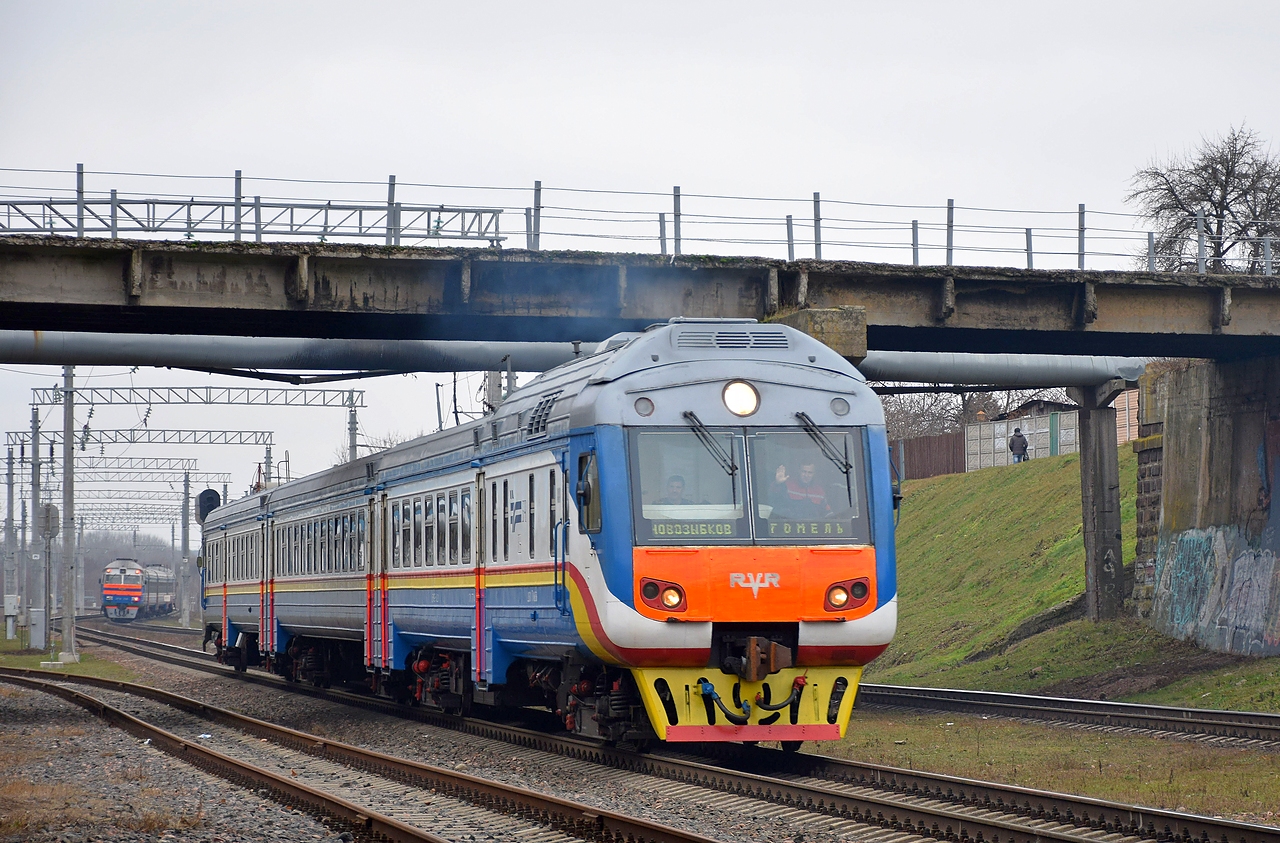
[473,474,486,685]
[365,495,388,670]
[258,520,270,657]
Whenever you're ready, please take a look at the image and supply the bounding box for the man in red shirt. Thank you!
[773,461,830,520]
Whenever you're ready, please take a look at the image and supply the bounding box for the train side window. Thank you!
[423,495,434,566]
[402,501,413,568]
[436,493,446,563]
[391,502,401,568]
[413,498,423,567]
[577,452,602,534]
[357,512,367,571]
[528,473,536,560]
[461,488,472,564]
[549,469,557,558]
[502,480,509,561]
[455,491,465,562]
[491,482,498,562]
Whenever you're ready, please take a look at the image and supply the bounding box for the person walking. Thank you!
[1009,427,1029,463]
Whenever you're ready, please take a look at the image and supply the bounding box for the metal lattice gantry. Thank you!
[69,471,231,484]
[6,429,273,447]
[72,456,198,471]
[38,488,201,503]
[75,504,183,522]
[30,386,365,408]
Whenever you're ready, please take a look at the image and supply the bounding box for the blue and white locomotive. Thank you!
[202,317,897,746]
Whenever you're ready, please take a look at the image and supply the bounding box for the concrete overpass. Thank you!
[6,233,1280,625]
[2,235,1279,359]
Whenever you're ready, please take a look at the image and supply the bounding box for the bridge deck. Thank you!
[2,235,1277,357]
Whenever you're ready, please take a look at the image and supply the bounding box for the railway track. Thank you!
[72,626,1280,843]
[0,667,715,843]
[860,684,1280,745]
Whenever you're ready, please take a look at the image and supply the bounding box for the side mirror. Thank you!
[576,479,592,507]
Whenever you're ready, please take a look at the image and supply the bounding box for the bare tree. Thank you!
[1128,125,1280,273]
[878,387,1069,440]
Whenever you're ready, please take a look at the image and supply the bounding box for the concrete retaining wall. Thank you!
[1146,358,1280,655]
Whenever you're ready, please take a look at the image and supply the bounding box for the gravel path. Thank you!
[0,680,352,843]
[77,640,889,843]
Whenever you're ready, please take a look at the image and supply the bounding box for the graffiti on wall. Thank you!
[1151,414,1280,656]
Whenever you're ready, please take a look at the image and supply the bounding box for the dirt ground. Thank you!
[1037,648,1249,700]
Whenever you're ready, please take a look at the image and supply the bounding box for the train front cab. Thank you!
[567,383,897,745]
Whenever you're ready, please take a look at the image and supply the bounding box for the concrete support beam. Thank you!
[769,306,867,365]
[1067,377,1126,620]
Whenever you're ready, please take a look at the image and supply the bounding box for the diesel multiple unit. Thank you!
[202,318,897,747]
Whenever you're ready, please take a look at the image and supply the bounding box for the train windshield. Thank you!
[630,430,750,544]
[747,429,870,545]
[629,426,871,546]
[105,573,125,584]
[124,574,143,584]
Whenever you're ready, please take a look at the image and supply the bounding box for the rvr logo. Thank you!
[729,572,780,598]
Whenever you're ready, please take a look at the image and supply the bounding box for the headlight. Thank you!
[722,381,759,417]
[661,586,684,609]
[826,585,850,608]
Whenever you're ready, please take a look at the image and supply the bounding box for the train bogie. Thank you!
[203,318,897,746]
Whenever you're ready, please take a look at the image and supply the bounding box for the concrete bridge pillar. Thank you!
[1067,378,1126,620]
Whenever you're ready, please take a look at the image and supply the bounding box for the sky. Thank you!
[1,0,1277,536]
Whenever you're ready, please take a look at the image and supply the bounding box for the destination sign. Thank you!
[650,521,737,538]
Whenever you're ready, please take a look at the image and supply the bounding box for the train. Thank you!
[100,560,177,622]
[200,317,897,748]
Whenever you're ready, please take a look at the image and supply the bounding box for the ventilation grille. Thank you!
[676,329,789,350]
[525,391,563,437]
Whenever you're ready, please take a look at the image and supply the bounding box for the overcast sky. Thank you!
[2,1,1277,536]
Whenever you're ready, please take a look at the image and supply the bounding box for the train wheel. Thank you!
[780,740,803,753]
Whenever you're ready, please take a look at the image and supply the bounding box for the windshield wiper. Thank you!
[681,411,740,504]
[795,411,852,475]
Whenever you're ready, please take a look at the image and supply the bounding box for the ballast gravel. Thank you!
[55,639,861,843]
[0,680,352,843]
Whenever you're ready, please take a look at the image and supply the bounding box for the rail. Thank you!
[0,667,712,843]
[859,683,1280,743]
[72,625,1280,843]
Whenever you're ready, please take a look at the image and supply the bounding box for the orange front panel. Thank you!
[633,545,877,623]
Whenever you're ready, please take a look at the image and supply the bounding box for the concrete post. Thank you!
[673,187,681,256]
[385,175,396,246]
[813,192,822,260]
[911,220,919,266]
[75,518,83,614]
[659,213,667,256]
[1026,228,1034,270]
[1067,378,1126,620]
[1077,204,1086,270]
[532,181,542,251]
[485,371,503,414]
[110,190,118,239]
[786,215,795,262]
[1196,210,1206,274]
[1148,232,1156,272]
[75,164,84,238]
[234,170,243,242]
[946,199,954,266]
[60,366,76,662]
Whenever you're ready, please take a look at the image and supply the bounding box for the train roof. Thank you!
[203,318,879,530]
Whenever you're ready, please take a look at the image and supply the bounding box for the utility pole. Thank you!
[347,390,359,462]
[60,365,77,663]
[4,447,14,639]
[181,471,190,628]
[264,445,273,484]
[29,407,42,650]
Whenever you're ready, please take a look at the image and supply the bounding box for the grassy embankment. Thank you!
[846,449,1280,822]
[0,631,136,681]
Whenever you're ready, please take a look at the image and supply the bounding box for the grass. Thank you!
[845,449,1280,824]
[0,631,137,682]
[832,707,1280,824]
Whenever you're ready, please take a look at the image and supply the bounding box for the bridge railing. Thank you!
[0,195,504,247]
[0,165,1275,274]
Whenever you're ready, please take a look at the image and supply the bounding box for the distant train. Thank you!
[100,560,177,622]
[202,317,897,748]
